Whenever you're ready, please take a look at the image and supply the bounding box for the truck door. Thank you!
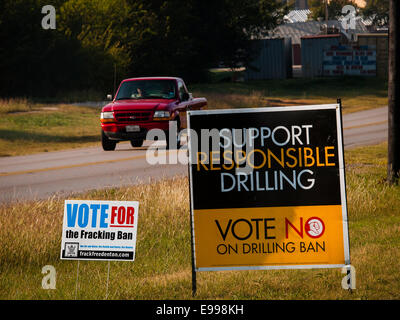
[177,80,190,128]
[177,80,205,129]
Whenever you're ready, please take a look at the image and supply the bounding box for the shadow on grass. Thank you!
[266,98,318,106]
[0,129,99,143]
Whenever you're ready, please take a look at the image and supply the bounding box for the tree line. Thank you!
[0,0,287,99]
[308,0,388,25]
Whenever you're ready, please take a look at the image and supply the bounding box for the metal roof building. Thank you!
[271,19,369,45]
[283,9,311,23]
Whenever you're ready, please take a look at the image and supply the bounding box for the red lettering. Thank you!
[126,207,134,225]
[285,218,303,239]
[111,206,118,224]
[117,206,126,225]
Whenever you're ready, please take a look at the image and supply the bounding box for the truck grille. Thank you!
[114,111,152,122]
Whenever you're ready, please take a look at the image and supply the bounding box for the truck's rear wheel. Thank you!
[130,139,144,148]
[101,130,116,151]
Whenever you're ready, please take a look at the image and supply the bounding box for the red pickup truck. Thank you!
[100,77,207,150]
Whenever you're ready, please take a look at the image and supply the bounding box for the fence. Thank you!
[245,38,293,80]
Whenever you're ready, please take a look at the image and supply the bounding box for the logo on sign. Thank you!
[65,243,79,257]
[285,217,325,239]
[305,217,325,238]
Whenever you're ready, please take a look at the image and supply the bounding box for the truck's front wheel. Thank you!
[101,130,116,151]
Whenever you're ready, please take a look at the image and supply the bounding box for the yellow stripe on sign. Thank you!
[193,205,345,269]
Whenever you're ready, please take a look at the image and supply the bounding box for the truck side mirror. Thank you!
[181,92,189,101]
[106,94,113,101]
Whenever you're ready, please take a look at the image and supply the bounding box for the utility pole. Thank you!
[325,0,329,21]
[388,0,400,184]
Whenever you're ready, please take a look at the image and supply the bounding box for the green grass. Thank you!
[0,143,399,300]
[191,75,388,114]
[0,104,101,156]
[0,76,388,156]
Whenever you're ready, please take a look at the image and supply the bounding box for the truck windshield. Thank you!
[115,80,176,100]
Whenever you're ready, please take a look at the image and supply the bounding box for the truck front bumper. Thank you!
[101,122,170,141]
[104,130,148,141]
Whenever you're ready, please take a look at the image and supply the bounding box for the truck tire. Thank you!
[130,139,144,148]
[101,130,116,151]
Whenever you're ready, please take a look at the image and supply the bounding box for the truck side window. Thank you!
[178,80,188,101]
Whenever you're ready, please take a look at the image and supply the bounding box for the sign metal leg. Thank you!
[75,260,80,300]
[106,261,111,299]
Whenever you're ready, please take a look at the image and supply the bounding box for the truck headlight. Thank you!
[153,111,171,120]
[100,112,115,123]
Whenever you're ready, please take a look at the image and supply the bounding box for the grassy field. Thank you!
[0,103,101,157]
[192,75,388,114]
[0,76,388,157]
[0,143,399,300]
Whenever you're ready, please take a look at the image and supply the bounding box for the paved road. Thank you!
[342,106,388,148]
[0,106,388,203]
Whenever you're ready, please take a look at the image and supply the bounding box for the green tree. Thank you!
[58,0,132,92]
[123,0,288,82]
[0,0,288,98]
[360,0,389,27]
[309,0,358,21]
[0,0,128,97]
[0,0,64,96]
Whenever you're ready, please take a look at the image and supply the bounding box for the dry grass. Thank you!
[201,91,266,110]
[200,92,339,112]
[0,143,400,299]
[192,76,388,114]
[193,89,387,115]
[0,98,35,114]
[0,177,192,299]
